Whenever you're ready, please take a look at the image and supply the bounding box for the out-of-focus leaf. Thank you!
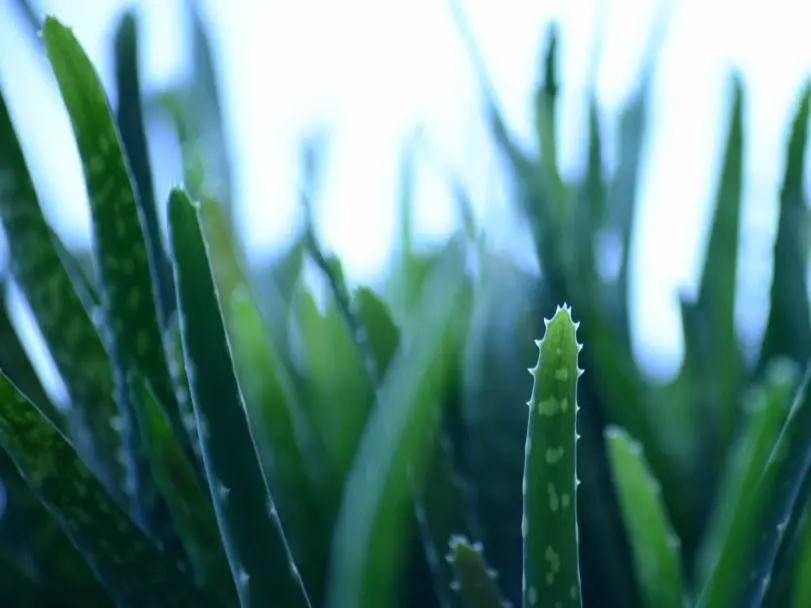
[694,358,799,587]
[169,188,311,607]
[698,359,811,607]
[674,76,746,550]
[0,370,205,605]
[293,284,374,493]
[176,0,233,225]
[790,504,811,607]
[127,373,234,604]
[446,535,508,608]
[326,242,471,608]
[605,427,686,608]
[0,285,61,430]
[0,70,124,496]
[758,83,811,372]
[114,9,176,330]
[229,286,329,602]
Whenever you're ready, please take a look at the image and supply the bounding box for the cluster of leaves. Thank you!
[0,5,810,608]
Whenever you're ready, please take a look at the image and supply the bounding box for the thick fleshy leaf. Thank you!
[42,16,192,518]
[605,427,686,608]
[0,370,206,605]
[0,75,123,495]
[127,373,233,603]
[446,535,508,608]
[758,83,811,371]
[698,360,811,606]
[168,188,311,607]
[523,304,583,608]
[229,286,329,600]
[694,358,799,587]
[680,75,745,457]
[326,242,471,608]
[114,9,176,329]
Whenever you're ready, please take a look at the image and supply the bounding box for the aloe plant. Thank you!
[0,8,810,608]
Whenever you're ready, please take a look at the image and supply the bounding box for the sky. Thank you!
[0,0,809,392]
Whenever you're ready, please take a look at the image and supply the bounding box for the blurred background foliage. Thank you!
[0,0,810,606]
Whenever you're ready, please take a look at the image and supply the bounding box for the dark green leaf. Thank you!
[0,370,205,605]
[446,535,508,608]
[114,9,176,329]
[758,83,811,371]
[168,188,311,607]
[326,242,471,608]
[42,16,192,518]
[128,373,234,603]
[605,427,686,608]
[229,287,329,600]
[0,72,124,496]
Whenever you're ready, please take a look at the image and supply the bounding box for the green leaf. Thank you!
[681,74,746,456]
[694,357,799,587]
[790,506,811,606]
[127,373,234,604]
[326,242,471,608]
[758,83,811,371]
[229,286,329,600]
[0,448,109,604]
[0,370,206,605]
[605,427,686,608]
[698,360,811,606]
[0,284,62,431]
[42,16,192,518]
[523,304,583,608]
[355,287,400,379]
[180,0,234,219]
[446,535,508,608]
[293,285,374,490]
[0,71,124,496]
[113,9,176,329]
[168,188,311,607]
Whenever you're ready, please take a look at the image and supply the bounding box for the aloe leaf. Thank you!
[758,83,811,371]
[447,535,509,608]
[168,188,311,607]
[304,217,378,381]
[534,24,567,224]
[0,74,124,495]
[42,16,192,517]
[326,243,471,608]
[605,427,686,608]
[229,286,329,600]
[293,285,374,491]
[360,281,476,607]
[790,506,811,606]
[9,0,41,37]
[114,9,175,329]
[50,229,100,310]
[694,357,798,587]
[127,373,234,603]
[522,304,583,608]
[603,64,652,351]
[698,360,811,606]
[0,369,206,605]
[0,285,62,431]
[681,74,745,456]
[178,0,233,221]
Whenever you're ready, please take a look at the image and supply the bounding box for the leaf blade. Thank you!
[168,187,311,607]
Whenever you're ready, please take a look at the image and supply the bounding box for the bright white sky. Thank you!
[0,0,809,387]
